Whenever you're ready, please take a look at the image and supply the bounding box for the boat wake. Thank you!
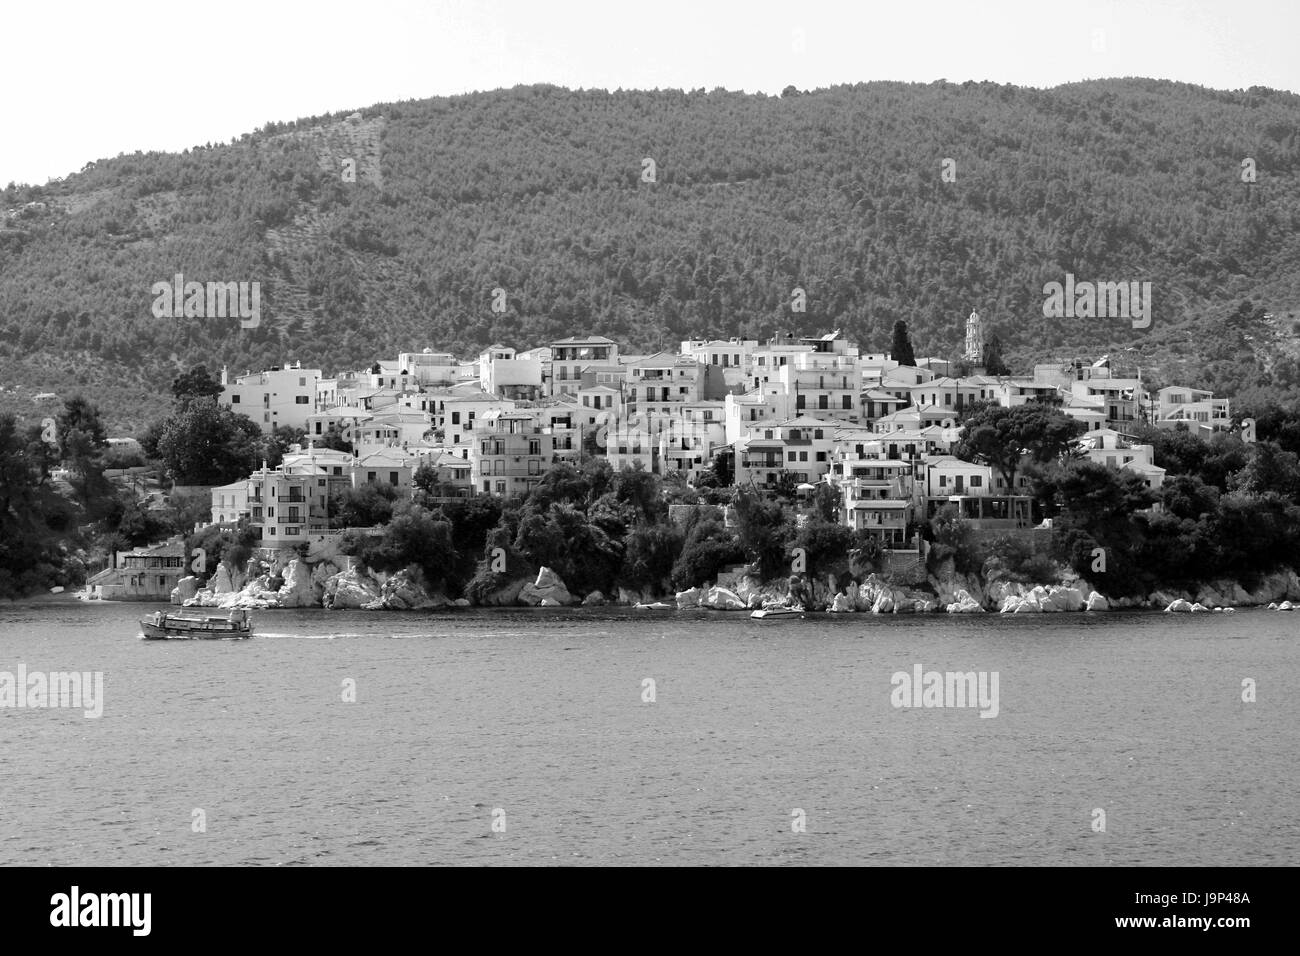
[252,632,347,640]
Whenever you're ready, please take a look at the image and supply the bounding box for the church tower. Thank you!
[964,310,983,366]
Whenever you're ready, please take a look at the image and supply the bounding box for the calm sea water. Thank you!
[1,599,1296,866]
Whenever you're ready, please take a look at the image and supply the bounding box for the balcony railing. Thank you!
[278,495,305,502]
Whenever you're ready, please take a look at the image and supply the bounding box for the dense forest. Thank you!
[2,79,1300,431]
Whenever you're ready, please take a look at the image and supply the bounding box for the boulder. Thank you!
[452,598,470,607]
[276,558,320,608]
[211,564,234,595]
[1189,602,1211,613]
[364,568,449,610]
[324,569,382,610]
[534,566,564,590]
[1053,586,1086,612]
[539,597,562,607]
[704,586,746,610]
[830,592,854,613]
[676,587,704,609]
[1085,591,1110,611]
[1164,599,1194,613]
[171,576,200,605]
[946,589,984,614]
[582,590,607,606]
[519,566,574,606]
[871,589,896,614]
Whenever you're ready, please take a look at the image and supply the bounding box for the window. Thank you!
[528,459,540,475]
[389,472,399,485]
[452,411,460,424]
[295,396,309,404]
[814,429,823,439]
[299,377,306,387]
[368,471,377,482]
[816,452,826,462]
[842,395,852,409]
[796,395,806,410]
[939,475,947,487]
[495,480,506,494]
[231,395,240,403]
[787,452,796,462]
[799,452,808,462]
[483,480,490,493]
[733,354,739,365]
[528,439,540,455]
[818,395,828,409]
[970,475,983,487]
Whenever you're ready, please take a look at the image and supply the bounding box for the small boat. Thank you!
[750,605,805,620]
[141,608,252,640]
[635,602,674,610]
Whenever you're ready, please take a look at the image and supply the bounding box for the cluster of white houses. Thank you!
[207,331,1230,553]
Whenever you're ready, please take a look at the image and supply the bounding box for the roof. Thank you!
[354,449,419,466]
[768,415,841,429]
[632,351,700,369]
[551,335,617,346]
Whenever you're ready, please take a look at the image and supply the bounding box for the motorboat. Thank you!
[140,608,252,640]
[750,605,805,620]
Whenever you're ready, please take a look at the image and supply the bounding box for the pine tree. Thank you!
[984,334,1010,375]
[890,320,916,368]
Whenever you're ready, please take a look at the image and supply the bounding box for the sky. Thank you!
[3,0,1298,186]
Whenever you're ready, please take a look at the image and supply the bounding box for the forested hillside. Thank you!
[3,79,1300,431]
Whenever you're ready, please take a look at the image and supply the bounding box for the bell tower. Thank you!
[964,310,983,366]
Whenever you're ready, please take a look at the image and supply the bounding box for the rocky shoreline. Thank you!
[163,551,1300,615]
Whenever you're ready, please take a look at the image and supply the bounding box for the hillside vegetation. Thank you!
[3,79,1300,431]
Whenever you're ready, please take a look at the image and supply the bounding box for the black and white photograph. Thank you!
[0,0,1293,930]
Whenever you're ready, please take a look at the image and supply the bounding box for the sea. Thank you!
[1,598,1296,866]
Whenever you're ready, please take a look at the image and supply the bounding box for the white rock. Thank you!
[705,586,746,610]
[946,589,984,614]
[676,587,704,609]
[1085,591,1110,611]
[171,576,200,605]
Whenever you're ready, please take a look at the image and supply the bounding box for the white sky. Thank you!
[3,0,1297,186]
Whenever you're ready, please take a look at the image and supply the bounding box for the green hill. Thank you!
[3,79,1300,432]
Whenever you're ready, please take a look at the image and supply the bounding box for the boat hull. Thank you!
[140,616,252,640]
[750,608,805,619]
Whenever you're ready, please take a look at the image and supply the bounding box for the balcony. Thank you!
[278,495,305,502]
